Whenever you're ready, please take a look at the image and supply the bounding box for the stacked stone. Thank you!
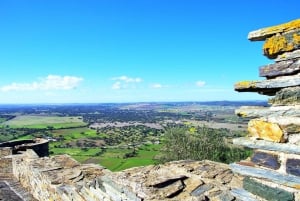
[232,19,300,201]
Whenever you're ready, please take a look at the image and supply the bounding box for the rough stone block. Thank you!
[230,188,262,201]
[190,183,213,196]
[243,177,294,201]
[235,74,300,96]
[263,29,300,59]
[248,119,284,142]
[286,158,300,177]
[260,59,300,78]
[276,49,300,62]
[235,105,300,118]
[269,86,300,106]
[230,163,300,188]
[251,151,280,170]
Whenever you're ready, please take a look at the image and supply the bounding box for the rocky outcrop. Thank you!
[233,18,300,200]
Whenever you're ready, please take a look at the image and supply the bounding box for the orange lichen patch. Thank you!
[263,30,300,58]
[263,35,288,57]
[249,19,300,41]
[248,119,285,143]
[265,19,300,35]
[234,81,257,90]
[293,33,300,44]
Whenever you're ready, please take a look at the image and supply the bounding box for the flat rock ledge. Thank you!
[235,74,300,96]
[248,19,300,41]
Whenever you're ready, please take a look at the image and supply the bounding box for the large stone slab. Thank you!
[275,49,300,62]
[243,177,294,201]
[235,105,300,118]
[248,119,284,142]
[260,59,300,78]
[269,86,300,105]
[230,188,261,201]
[248,19,300,41]
[233,137,300,154]
[230,163,300,188]
[235,74,300,96]
[263,29,300,59]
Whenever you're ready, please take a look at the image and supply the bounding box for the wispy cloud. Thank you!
[112,75,142,83]
[0,75,83,92]
[150,83,163,89]
[112,81,121,90]
[195,80,206,87]
[111,75,142,90]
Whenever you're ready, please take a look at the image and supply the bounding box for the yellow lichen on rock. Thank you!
[234,81,256,90]
[248,119,285,143]
[264,19,300,35]
[263,30,300,58]
[294,33,300,44]
[249,19,300,41]
[263,35,288,57]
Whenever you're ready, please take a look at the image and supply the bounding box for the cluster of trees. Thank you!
[97,125,162,146]
[158,126,251,164]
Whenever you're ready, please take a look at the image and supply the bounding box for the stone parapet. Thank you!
[10,152,244,201]
[233,18,300,200]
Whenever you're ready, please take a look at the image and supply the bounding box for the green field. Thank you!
[2,115,87,129]
[99,145,161,171]
[50,144,161,171]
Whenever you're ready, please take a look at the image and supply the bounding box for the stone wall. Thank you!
[9,149,244,201]
[0,147,12,157]
[0,157,13,177]
[0,139,49,157]
[233,18,300,201]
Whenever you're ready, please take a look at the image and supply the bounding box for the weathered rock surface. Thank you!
[251,151,280,170]
[260,59,300,78]
[230,188,263,201]
[248,19,300,41]
[286,159,300,177]
[107,160,242,200]
[230,163,300,188]
[275,49,300,62]
[233,137,300,154]
[248,119,284,142]
[235,73,300,95]
[269,86,300,105]
[243,177,294,201]
[235,105,300,118]
[263,29,300,59]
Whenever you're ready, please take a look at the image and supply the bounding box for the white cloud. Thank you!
[151,83,163,89]
[112,75,142,83]
[0,75,83,92]
[195,80,206,87]
[111,75,142,90]
[112,81,121,90]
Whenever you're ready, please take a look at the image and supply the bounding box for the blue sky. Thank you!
[0,0,299,103]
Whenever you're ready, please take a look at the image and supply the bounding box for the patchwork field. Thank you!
[50,144,161,171]
[1,115,87,129]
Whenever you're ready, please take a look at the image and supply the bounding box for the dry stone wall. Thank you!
[9,150,243,201]
[233,19,300,201]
